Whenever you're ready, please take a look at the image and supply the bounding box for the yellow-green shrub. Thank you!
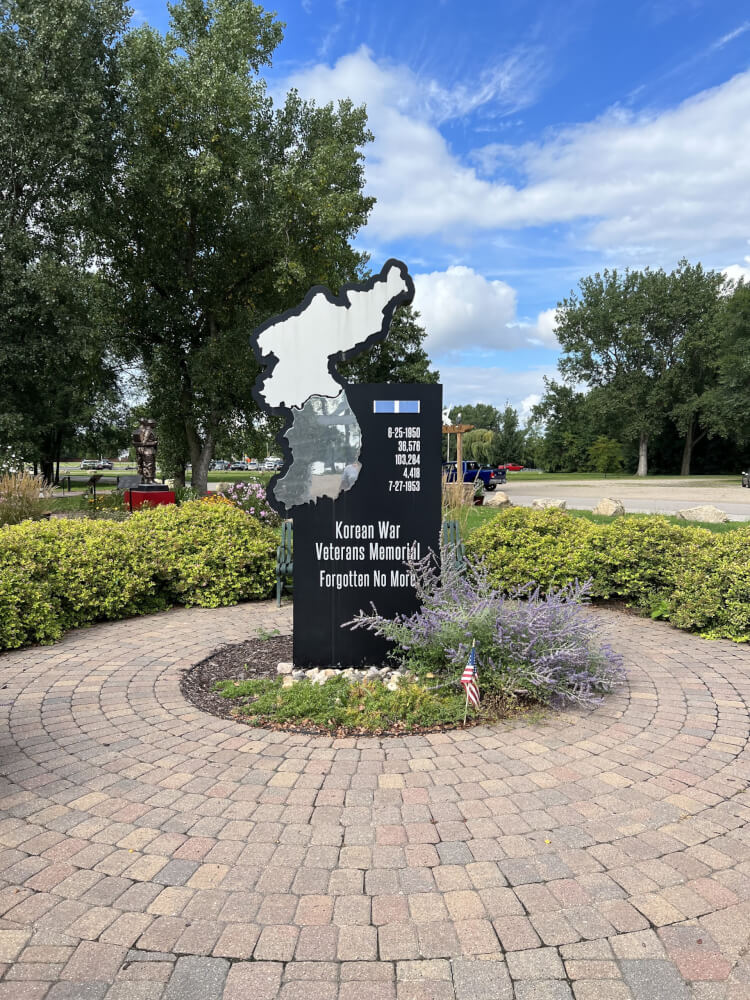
[467,508,598,591]
[467,508,750,642]
[0,501,276,650]
[128,501,277,607]
[666,528,750,641]
[591,517,713,605]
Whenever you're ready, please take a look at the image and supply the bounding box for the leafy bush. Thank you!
[347,548,624,707]
[0,501,277,650]
[468,507,750,642]
[0,471,54,526]
[131,501,277,607]
[175,486,201,504]
[467,508,599,592]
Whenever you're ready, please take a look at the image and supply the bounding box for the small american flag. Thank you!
[461,642,480,708]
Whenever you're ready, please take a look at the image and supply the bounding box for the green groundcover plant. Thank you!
[0,501,276,650]
[468,508,750,642]
[215,674,471,735]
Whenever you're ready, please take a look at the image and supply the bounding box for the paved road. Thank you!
[497,477,750,520]
[1,600,749,998]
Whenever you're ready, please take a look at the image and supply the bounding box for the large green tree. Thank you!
[706,282,750,447]
[448,403,500,431]
[645,262,727,474]
[531,380,601,472]
[0,0,128,480]
[555,260,726,476]
[105,0,374,492]
[493,405,526,466]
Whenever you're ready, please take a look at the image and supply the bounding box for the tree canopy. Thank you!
[555,260,727,475]
[0,0,128,480]
[102,0,377,492]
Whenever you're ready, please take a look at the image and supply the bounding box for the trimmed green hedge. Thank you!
[467,507,750,642]
[0,501,277,650]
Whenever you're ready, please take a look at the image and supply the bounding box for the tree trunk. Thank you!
[680,417,694,476]
[680,419,707,476]
[186,423,214,495]
[173,467,186,490]
[636,432,648,477]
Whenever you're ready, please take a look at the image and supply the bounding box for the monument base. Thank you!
[124,485,175,511]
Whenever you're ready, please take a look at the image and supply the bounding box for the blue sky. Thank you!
[133,0,750,414]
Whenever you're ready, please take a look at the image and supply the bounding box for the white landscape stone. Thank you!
[531,498,567,510]
[676,504,729,523]
[483,490,513,508]
[276,662,294,675]
[593,498,625,516]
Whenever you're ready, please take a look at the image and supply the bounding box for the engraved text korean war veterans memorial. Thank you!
[251,260,442,666]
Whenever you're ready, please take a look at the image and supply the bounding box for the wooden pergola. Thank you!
[442,422,475,504]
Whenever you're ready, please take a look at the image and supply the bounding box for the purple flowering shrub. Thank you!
[218,481,280,528]
[346,547,625,707]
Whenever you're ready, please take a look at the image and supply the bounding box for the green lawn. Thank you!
[45,495,87,513]
[506,471,739,484]
[206,470,273,485]
[461,505,746,536]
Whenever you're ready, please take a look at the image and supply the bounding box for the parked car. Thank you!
[497,463,524,472]
[80,459,112,470]
[229,461,249,471]
[211,460,231,471]
[264,456,283,471]
[248,459,260,470]
[443,461,500,490]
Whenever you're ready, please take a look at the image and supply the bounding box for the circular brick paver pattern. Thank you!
[0,602,749,1000]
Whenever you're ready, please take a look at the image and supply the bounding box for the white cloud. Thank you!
[713,21,750,49]
[723,253,750,284]
[524,307,557,348]
[414,266,516,353]
[440,364,555,415]
[413,266,557,354]
[284,50,750,256]
[519,393,541,420]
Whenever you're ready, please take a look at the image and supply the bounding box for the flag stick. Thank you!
[463,638,476,726]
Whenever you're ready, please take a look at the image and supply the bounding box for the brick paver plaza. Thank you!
[0,601,749,999]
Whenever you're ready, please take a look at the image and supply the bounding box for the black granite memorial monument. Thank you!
[251,261,442,667]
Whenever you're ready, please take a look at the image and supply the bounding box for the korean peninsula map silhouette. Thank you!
[252,260,414,511]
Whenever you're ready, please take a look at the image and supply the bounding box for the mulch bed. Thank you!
[180,634,537,737]
[180,634,291,722]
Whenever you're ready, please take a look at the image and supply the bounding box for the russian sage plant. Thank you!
[346,546,624,707]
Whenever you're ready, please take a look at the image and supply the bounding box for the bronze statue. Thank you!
[133,418,158,483]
